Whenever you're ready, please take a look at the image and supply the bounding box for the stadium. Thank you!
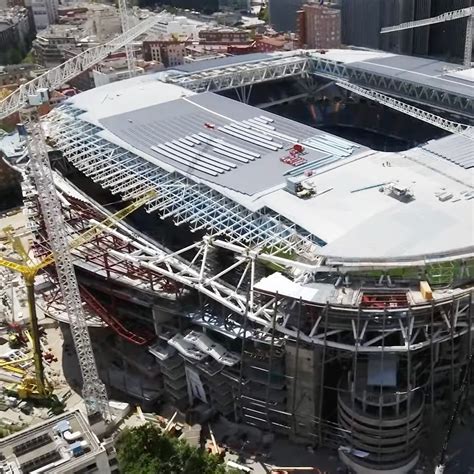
[16,49,474,472]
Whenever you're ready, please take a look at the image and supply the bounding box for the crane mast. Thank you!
[20,112,110,420]
[381,7,474,68]
[118,0,136,78]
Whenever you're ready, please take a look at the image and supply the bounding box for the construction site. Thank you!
[0,6,473,474]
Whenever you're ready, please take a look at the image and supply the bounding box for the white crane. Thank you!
[2,13,160,420]
[117,0,136,78]
[0,14,160,120]
[20,105,111,419]
[381,7,474,68]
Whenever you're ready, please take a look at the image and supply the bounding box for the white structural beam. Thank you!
[465,16,473,68]
[168,55,310,93]
[336,81,472,136]
[117,0,135,78]
[381,7,473,67]
[23,118,110,420]
[49,176,474,355]
[108,240,473,354]
[49,104,324,257]
[380,7,473,33]
[167,52,473,117]
[0,15,160,119]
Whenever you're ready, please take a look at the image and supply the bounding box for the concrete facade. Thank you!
[0,6,33,56]
[30,0,58,30]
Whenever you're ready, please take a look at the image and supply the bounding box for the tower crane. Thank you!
[0,10,160,417]
[0,13,160,120]
[381,7,474,68]
[117,0,136,78]
[0,176,155,408]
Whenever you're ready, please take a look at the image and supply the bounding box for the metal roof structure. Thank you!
[44,73,474,263]
[99,92,361,194]
[166,49,474,117]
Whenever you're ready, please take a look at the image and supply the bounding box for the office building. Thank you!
[0,6,33,56]
[30,0,58,30]
[298,3,341,49]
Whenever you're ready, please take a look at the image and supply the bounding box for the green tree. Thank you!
[116,423,229,474]
[7,48,22,65]
[258,5,269,22]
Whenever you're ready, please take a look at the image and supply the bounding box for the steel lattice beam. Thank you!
[34,172,474,355]
[167,53,473,117]
[23,117,110,419]
[381,7,473,33]
[49,105,324,257]
[336,81,472,136]
[0,15,160,119]
[168,56,311,93]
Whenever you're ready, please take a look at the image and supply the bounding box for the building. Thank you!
[0,409,116,473]
[297,3,341,49]
[56,4,123,43]
[5,49,473,474]
[143,39,190,67]
[30,0,58,30]
[340,0,471,60]
[32,11,120,69]
[92,55,163,88]
[148,13,205,41]
[0,6,33,59]
[268,0,305,32]
[33,24,87,67]
[199,26,250,44]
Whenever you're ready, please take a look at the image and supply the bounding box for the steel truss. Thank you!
[107,236,473,354]
[49,105,323,257]
[167,53,473,117]
[308,55,472,117]
[28,169,474,357]
[336,81,472,136]
[0,15,161,120]
[23,117,110,419]
[167,55,311,93]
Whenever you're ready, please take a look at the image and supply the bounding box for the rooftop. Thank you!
[47,57,474,262]
[309,49,474,100]
[0,409,104,474]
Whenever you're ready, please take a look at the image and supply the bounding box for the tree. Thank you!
[7,48,22,65]
[116,423,230,474]
[258,5,269,23]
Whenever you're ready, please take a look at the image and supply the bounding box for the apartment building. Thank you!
[297,3,341,49]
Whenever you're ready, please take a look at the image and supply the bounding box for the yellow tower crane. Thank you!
[0,190,156,401]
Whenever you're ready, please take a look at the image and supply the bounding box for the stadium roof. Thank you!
[50,69,474,261]
[310,49,474,99]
